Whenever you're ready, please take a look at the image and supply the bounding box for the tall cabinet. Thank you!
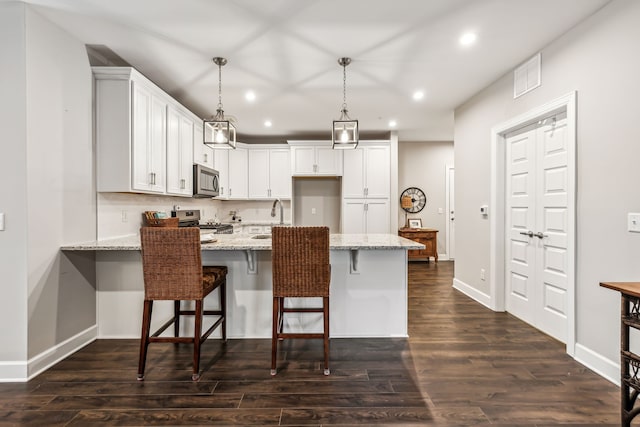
[341,143,391,233]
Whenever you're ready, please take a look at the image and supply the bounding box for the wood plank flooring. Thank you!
[0,261,620,425]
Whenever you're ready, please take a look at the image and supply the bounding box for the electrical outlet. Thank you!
[480,269,486,281]
[121,210,128,223]
[0,213,4,231]
[311,208,317,215]
[628,213,640,232]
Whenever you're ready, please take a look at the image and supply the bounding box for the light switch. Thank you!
[628,213,640,232]
[311,208,317,215]
[0,213,4,231]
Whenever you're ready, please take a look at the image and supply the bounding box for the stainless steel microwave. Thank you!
[193,164,219,198]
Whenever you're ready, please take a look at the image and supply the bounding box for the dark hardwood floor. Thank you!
[0,261,620,426]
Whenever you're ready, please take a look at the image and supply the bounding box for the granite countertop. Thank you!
[60,233,424,251]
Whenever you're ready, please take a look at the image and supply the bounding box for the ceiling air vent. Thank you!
[514,53,541,98]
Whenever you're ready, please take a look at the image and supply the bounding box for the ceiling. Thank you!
[21,0,610,141]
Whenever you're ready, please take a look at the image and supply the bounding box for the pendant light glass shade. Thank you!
[204,57,236,149]
[332,57,358,149]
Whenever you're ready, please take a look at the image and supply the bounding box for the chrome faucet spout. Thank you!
[271,198,284,225]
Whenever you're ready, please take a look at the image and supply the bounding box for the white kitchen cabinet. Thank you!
[228,147,248,199]
[213,148,229,199]
[95,68,168,194]
[166,106,194,196]
[289,142,342,176]
[248,147,291,199]
[342,145,390,199]
[193,123,214,169]
[94,67,203,196]
[342,199,390,234]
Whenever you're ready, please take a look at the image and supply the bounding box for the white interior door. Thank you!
[446,166,455,260]
[505,112,569,343]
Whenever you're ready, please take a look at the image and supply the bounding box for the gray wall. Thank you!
[398,141,453,257]
[0,3,96,377]
[0,2,29,365]
[293,178,342,233]
[454,0,640,375]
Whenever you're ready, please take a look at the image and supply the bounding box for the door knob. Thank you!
[534,232,548,239]
[519,231,534,237]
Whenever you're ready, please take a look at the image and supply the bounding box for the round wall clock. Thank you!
[400,187,426,213]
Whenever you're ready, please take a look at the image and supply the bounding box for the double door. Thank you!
[505,112,570,342]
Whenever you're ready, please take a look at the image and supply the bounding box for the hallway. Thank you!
[0,261,619,425]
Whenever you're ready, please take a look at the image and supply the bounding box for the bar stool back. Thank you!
[271,226,331,375]
[138,227,226,381]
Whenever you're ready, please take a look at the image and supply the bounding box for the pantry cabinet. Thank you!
[342,199,390,234]
[248,147,291,199]
[342,144,390,199]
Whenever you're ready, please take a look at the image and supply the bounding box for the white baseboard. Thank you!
[0,360,28,383]
[574,342,619,386]
[0,325,98,382]
[0,326,94,382]
[452,277,492,309]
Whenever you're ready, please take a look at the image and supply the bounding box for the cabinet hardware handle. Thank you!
[204,153,208,162]
[534,232,548,239]
[150,172,156,185]
[519,231,534,237]
[229,188,232,196]
[180,179,185,189]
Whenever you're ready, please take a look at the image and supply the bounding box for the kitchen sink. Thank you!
[251,234,272,239]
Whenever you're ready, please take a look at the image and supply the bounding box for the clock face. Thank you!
[400,187,426,213]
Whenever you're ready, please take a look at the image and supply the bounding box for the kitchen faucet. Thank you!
[271,198,284,225]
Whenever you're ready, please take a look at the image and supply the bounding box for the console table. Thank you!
[600,281,640,427]
[398,228,438,262]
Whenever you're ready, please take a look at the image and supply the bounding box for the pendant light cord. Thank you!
[342,63,347,110]
[217,62,223,110]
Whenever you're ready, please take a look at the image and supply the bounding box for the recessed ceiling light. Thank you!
[412,91,424,101]
[245,90,256,102]
[388,120,397,128]
[459,32,477,46]
[264,120,272,127]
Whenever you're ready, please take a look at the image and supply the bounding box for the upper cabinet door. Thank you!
[228,147,248,199]
[248,149,270,199]
[291,146,316,175]
[315,146,342,175]
[132,82,166,194]
[166,107,194,196]
[193,123,214,169]
[269,148,291,198]
[213,148,229,199]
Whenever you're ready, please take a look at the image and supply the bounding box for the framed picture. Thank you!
[408,218,422,229]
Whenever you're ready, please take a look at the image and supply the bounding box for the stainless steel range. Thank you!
[171,209,234,234]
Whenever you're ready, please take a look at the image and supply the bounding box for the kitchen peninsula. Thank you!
[62,233,423,339]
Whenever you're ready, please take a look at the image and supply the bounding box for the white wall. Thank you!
[454,0,640,378]
[0,2,29,372]
[293,178,341,232]
[398,141,453,256]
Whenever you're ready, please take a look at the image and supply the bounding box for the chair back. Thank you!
[271,226,330,298]
[140,227,204,300]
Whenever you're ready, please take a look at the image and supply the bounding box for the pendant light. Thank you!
[332,57,359,149]
[204,57,236,149]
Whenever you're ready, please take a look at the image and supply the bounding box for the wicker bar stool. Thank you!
[271,226,331,376]
[138,227,227,381]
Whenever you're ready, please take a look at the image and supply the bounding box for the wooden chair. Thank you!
[138,227,226,381]
[271,226,331,376]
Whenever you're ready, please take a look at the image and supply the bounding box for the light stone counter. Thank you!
[61,233,424,251]
[60,232,424,340]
